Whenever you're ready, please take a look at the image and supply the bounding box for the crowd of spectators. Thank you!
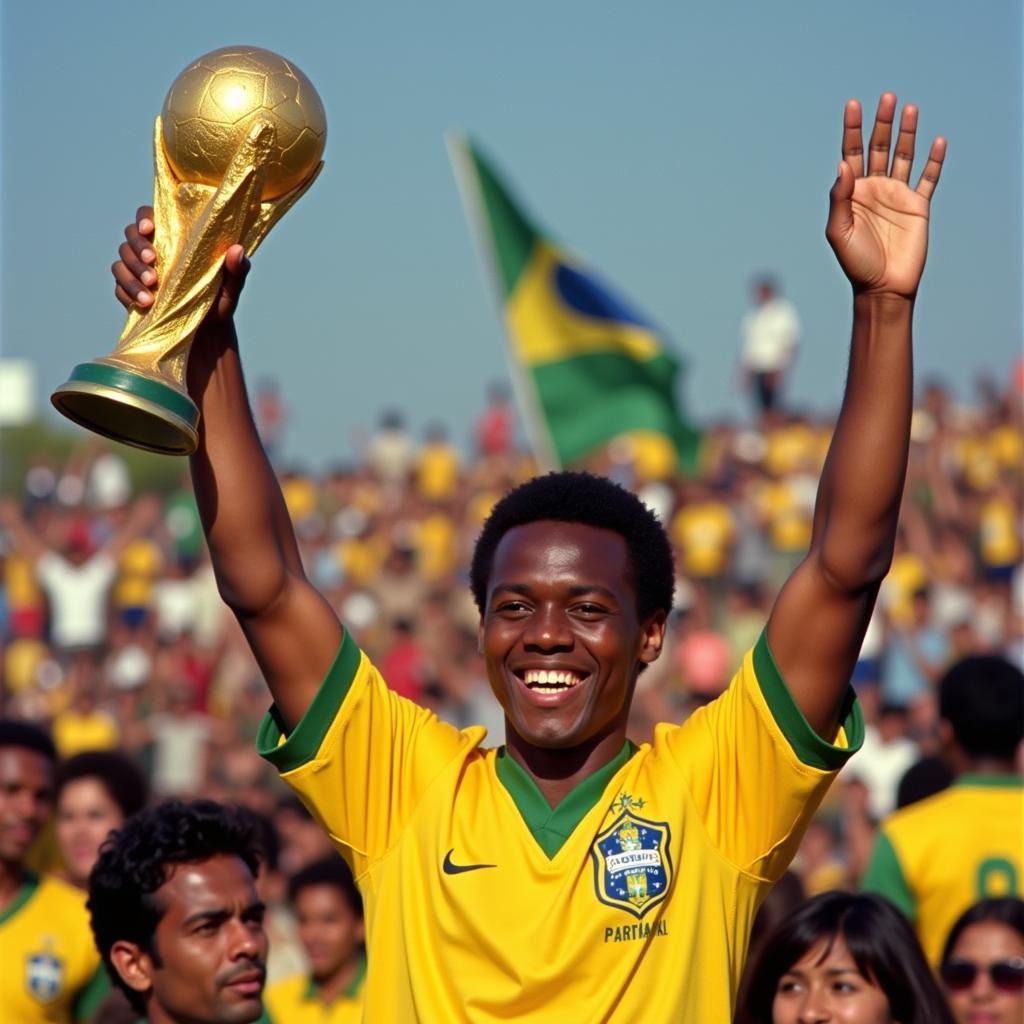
[0,367,1020,1020]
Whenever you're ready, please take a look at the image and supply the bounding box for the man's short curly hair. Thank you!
[87,800,262,1014]
[470,471,674,621]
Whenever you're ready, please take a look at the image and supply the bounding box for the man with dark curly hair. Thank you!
[111,92,946,1020]
[87,800,268,1024]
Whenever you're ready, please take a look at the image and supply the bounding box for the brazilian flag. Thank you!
[448,136,699,475]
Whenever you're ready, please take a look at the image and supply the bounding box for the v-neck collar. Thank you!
[495,741,637,858]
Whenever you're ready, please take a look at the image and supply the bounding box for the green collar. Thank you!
[303,955,367,1002]
[0,869,38,927]
[496,741,637,858]
[955,772,1023,789]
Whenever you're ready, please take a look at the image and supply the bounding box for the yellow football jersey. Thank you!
[258,630,860,1022]
[863,775,1024,965]
[0,872,105,1023]
[671,501,735,578]
[264,960,366,1024]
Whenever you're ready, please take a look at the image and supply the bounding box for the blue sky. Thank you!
[2,0,1020,466]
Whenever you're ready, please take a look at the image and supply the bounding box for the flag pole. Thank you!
[445,133,560,472]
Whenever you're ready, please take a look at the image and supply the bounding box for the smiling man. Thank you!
[0,720,105,1023]
[111,92,945,1020]
[87,800,269,1024]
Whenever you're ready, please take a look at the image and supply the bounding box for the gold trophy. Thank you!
[51,46,326,455]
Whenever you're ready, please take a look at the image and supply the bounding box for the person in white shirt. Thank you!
[0,494,159,658]
[740,276,801,419]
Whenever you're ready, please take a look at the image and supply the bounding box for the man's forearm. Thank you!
[812,293,914,590]
[187,322,304,614]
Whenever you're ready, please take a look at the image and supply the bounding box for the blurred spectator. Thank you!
[0,720,105,1021]
[843,703,918,821]
[738,891,953,1024]
[739,275,800,420]
[274,796,336,877]
[125,682,218,798]
[54,750,148,889]
[378,619,428,705]
[895,754,954,810]
[863,655,1024,964]
[940,897,1024,1024]
[241,808,308,985]
[264,855,366,1022]
[365,410,415,488]
[255,378,287,461]
[475,382,515,458]
[880,586,948,718]
[0,495,158,660]
[417,423,461,504]
[52,677,119,758]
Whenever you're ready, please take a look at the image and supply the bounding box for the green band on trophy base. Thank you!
[51,362,199,456]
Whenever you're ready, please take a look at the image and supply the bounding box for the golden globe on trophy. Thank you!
[51,46,326,455]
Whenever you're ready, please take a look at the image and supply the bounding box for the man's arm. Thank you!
[767,93,946,737]
[0,500,49,564]
[114,209,342,729]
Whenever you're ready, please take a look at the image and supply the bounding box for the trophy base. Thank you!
[51,362,199,456]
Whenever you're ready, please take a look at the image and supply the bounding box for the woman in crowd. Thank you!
[740,891,953,1024]
[941,898,1024,1024]
[54,749,148,888]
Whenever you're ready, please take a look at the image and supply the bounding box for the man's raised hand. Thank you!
[111,205,250,323]
[826,93,946,300]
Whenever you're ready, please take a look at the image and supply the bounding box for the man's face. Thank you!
[0,747,53,862]
[480,521,665,750]
[295,883,364,981]
[141,854,267,1024]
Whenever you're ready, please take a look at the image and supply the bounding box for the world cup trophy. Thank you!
[51,46,326,455]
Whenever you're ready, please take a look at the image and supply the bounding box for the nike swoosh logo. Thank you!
[442,849,497,875]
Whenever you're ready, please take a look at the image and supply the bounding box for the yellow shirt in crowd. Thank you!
[258,630,861,1022]
[0,873,105,1023]
[52,710,120,759]
[979,494,1021,568]
[863,775,1024,965]
[264,960,366,1024]
[114,538,163,609]
[417,444,461,503]
[414,512,457,581]
[671,501,735,578]
[756,480,812,554]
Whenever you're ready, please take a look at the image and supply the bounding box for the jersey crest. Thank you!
[25,949,64,1004]
[591,810,672,918]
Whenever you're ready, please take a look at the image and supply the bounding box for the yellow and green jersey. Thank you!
[863,774,1024,965]
[0,872,106,1023]
[264,959,366,1024]
[258,630,861,1022]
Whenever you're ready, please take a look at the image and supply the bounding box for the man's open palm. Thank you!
[826,93,946,298]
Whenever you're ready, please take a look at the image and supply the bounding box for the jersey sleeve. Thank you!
[660,629,863,881]
[862,830,916,920]
[256,629,476,876]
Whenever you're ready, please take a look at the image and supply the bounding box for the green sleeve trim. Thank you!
[0,869,38,926]
[256,631,361,773]
[862,831,916,920]
[73,963,110,1021]
[752,629,865,771]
